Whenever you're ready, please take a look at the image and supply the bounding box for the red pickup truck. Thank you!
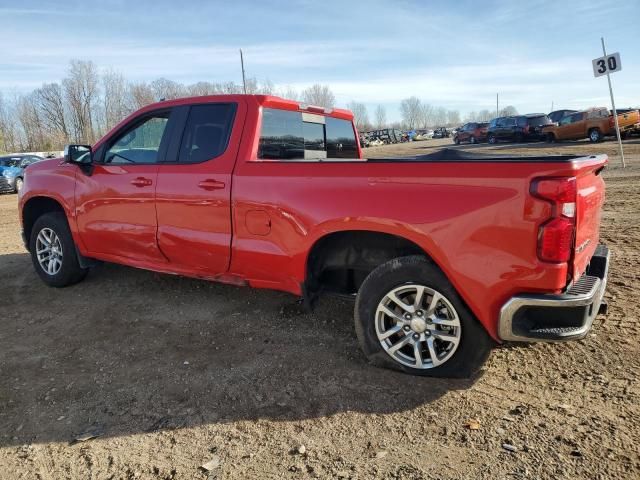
[18,95,610,377]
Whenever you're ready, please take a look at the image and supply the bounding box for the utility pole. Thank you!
[496,93,499,118]
[601,37,625,168]
[240,49,247,94]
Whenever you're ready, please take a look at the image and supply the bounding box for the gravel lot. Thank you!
[1,138,639,479]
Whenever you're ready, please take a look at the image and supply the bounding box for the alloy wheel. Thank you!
[36,227,63,275]
[375,284,461,369]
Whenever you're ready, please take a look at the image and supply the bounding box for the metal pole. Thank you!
[601,37,625,167]
[240,49,247,94]
[496,93,499,117]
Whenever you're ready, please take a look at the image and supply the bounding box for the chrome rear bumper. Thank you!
[499,245,609,342]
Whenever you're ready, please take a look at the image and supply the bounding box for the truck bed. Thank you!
[367,148,593,163]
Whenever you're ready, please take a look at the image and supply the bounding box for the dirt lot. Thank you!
[1,138,639,479]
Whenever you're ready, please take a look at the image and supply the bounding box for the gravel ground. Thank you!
[0,138,639,479]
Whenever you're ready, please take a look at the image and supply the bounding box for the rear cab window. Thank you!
[258,108,358,160]
[178,104,236,163]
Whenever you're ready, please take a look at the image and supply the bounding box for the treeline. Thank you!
[0,59,517,153]
[0,60,336,153]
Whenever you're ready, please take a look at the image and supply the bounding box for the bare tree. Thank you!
[16,93,46,150]
[499,105,518,117]
[36,83,69,142]
[446,110,461,127]
[150,78,185,101]
[374,105,386,129]
[103,70,130,133]
[400,96,422,129]
[63,60,100,143]
[418,103,434,128]
[432,107,448,127]
[347,101,369,131]
[128,82,155,110]
[301,84,335,108]
[478,109,493,121]
[0,93,19,153]
[278,85,300,101]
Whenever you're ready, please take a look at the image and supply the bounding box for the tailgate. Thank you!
[572,162,606,281]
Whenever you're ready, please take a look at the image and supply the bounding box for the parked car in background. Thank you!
[0,154,44,193]
[548,109,577,124]
[453,122,489,144]
[487,114,552,144]
[366,128,403,144]
[18,94,609,377]
[542,107,640,143]
[432,127,450,138]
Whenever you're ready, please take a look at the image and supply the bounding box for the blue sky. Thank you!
[1,0,639,121]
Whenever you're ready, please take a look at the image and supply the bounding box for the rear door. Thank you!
[75,109,174,263]
[155,100,245,274]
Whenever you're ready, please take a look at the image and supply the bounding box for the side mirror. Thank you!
[64,144,92,164]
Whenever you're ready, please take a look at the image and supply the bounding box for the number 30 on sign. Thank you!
[592,52,622,77]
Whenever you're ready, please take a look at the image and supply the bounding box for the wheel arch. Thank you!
[304,229,446,300]
[22,196,68,251]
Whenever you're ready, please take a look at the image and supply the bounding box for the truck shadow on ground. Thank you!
[0,253,481,447]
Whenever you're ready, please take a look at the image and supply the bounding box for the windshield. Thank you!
[0,158,21,167]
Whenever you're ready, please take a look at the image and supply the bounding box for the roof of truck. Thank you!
[141,94,355,120]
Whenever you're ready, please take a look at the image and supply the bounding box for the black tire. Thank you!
[29,212,88,287]
[589,128,603,143]
[487,134,497,144]
[453,136,460,145]
[514,133,525,143]
[354,256,494,378]
[546,133,555,143]
[15,177,24,193]
[470,135,477,144]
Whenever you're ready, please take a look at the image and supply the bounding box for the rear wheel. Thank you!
[354,256,494,377]
[29,212,88,287]
[453,136,460,145]
[589,128,603,143]
[15,177,24,193]
[487,134,497,144]
[470,135,477,144]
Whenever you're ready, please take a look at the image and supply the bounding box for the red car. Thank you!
[453,122,489,144]
[18,95,609,377]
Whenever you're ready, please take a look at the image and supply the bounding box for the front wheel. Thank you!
[487,134,497,144]
[29,212,88,287]
[589,128,603,143]
[354,256,494,377]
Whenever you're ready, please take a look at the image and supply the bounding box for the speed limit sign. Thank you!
[592,52,622,77]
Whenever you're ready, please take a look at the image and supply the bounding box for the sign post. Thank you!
[593,38,625,167]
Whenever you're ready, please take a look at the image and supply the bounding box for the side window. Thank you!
[105,112,170,164]
[258,109,304,159]
[258,108,358,160]
[326,117,358,159]
[178,103,236,163]
[516,117,527,127]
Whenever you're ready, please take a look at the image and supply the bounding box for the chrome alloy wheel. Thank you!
[375,284,461,369]
[36,227,63,275]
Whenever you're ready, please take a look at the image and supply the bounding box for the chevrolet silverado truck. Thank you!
[543,107,640,142]
[18,95,610,377]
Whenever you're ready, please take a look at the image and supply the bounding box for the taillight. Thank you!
[531,177,576,263]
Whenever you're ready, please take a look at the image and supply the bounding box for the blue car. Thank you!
[0,154,44,193]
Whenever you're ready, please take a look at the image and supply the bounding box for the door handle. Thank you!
[198,179,226,191]
[131,177,153,187]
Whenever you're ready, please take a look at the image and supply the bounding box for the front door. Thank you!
[155,101,244,275]
[75,109,174,263]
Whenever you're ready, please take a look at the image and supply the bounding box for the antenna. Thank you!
[240,49,247,94]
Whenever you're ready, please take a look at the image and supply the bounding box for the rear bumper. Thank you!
[498,245,609,342]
